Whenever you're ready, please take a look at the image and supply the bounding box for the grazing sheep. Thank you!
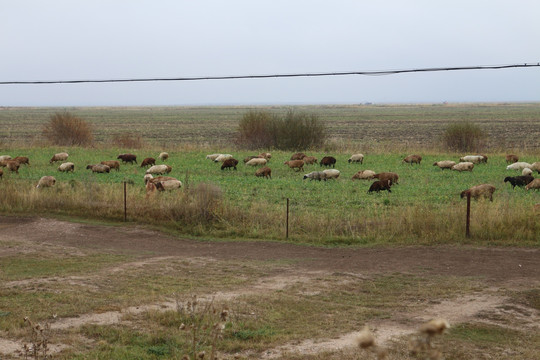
[0,159,8,167]
[460,184,496,201]
[243,155,260,163]
[117,153,137,164]
[13,156,29,166]
[348,154,364,164]
[478,154,488,163]
[6,160,20,174]
[58,162,75,172]
[145,180,157,196]
[459,155,485,164]
[504,175,534,189]
[506,154,519,164]
[302,156,318,165]
[143,173,154,184]
[149,176,177,184]
[0,155,12,162]
[245,158,267,166]
[373,172,399,185]
[146,164,172,175]
[506,162,533,171]
[303,171,326,181]
[259,152,272,160]
[36,176,56,188]
[352,170,376,180]
[522,168,533,176]
[206,154,222,161]
[214,154,233,163]
[101,160,120,171]
[221,158,239,170]
[155,179,182,191]
[525,178,540,190]
[530,162,540,174]
[291,152,307,160]
[403,154,422,165]
[320,156,337,168]
[284,160,305,172]
[255,166,272,179]
[158,152,169,161]
[50,152,69,164]
[452,162,474,172]
[86,164,110,173]
[322,169,340,179]
[140,157,156,168]
[368,180,392,193]
[433,160,456,170]
[0,168,2,178]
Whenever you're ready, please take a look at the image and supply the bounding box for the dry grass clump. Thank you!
[111,133,145,149]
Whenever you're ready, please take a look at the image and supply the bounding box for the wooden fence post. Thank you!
[466,192,471,237]
[286,198,289,239]
[123,181,127,222]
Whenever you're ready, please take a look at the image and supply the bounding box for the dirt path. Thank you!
[1,216,539,358]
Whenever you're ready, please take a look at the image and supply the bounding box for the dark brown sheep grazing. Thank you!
[291,152,307,160]
[117,153,137,164]
[255,166,272,179]
[460,184,496,201]
[320,156,337,168]
[504,175,534,189]
[140,157,156,167]
[6,160,20,174]
[505,154,519,164]
[0,168,3,178]
[403,154,422,165]
[284,160,304,172]
[368,180,392,193]
[101,160,120,171]
[302,156,318,165]
[221,158,239,170]
[13,156,29,166]
[373,172,399,185]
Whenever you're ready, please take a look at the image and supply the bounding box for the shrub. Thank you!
[112,133,145,149]
[237,109,327,150]
[42,112,94,146]
[442,121,487,152]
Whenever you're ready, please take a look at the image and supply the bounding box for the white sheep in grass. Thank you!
[245,158,267,166]
[158,152,169,161]
[506,162,533,171]
[303,171,326,181]
[459,155,484,164]
[522,168,533,176]
[214,154,233,163]
[530,162,540,174]
[36,176,56,188]
[322,169,340,179]
[58,162,75,172]
[433,160,456,170]
[50,152,69,164]
[526,178,540,190]
[352,170,376,180]
[452,162,474,172]
[155,179,182,191]
[146,164,172,175]
[0,155,12,162]
[206,154,222,161]
[348,154,364,164]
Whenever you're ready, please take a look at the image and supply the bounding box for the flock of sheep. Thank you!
[1,150,539,201]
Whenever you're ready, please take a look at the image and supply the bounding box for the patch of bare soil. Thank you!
[1,216,539,358]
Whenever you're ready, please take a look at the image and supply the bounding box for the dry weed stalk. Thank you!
[21,316,51,360]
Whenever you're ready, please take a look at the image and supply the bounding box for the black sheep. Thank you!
[367,180,392,193]
[117,153,137,164]
[320,156,337,168]
[221,158,238,170]
[504,175,534,189]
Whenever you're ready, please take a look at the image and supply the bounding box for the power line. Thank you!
[1,63,539,85]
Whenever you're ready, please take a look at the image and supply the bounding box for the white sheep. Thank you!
[303,171,326,181]
[525,178,540,190]
[322,169,340,179]
[36,176,56,188]
[433,160,456,170]
[245,158,267,166]
[530,162,540,173]
[155,179,182,191]
[0,155,12,162]
[146,164,172,175]
[348,154,364,164]
[452,162,474,172]
[87,164,110,173]
[158,152,169,161]
[50,152,69,164]
[58,162,75,172]
[352,170,376,180]
[506,162,533,171]
[522,168,533,176]
[143,174,154,184]
[459,155,484,164]
[206,154,222,161]
[214,154,233,163]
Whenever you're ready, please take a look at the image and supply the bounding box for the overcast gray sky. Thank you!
[1,1,540,106]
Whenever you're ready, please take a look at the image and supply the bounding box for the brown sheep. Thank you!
[243,155,260,163]
[13,156,29,166]
[373,172,399,185]
[284,160,304,172]
[525,179,540,191]
[140,157,156,167]
[460,184,496,201]
[6,160,20,174]
[352,170,376,180]
[320,156,337,168]
[221,158,239,170]
[291,152,307,160]
[506,154,519,164]
[403,154,422,165]
[255,166,272,179]
[477,154,488,163]
[303,156,318,165]
[0,168,3,179]
[145,181,157,197]
[433,160,456,170]
[117,153,137,164]
[101,160,120,171]
[259,152,272,160]
[368,180,392,193]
